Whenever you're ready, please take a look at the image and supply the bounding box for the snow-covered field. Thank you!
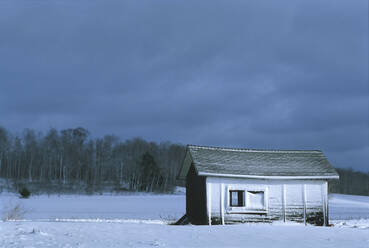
[0,193,185,221]
[1,193,369,248]
[329,194,369,220]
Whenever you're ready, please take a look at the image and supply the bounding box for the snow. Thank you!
[2,221,369,248]
[329,194,369,220]
[1,192,369,247]
[0,193,185,220]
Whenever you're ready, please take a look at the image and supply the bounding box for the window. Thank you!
[227,188,267,213]
[246,191,265,209]
[230,190,244,207]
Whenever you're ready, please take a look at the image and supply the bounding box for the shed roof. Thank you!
[178,145,339,180]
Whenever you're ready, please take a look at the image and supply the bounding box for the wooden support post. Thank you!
[325,181,329,226]
[303,184,307,225]
[220,183,225,225]
[207,181,212,225]
[321,182,326,226]
[322,181,328,226]
[283,184,286,222]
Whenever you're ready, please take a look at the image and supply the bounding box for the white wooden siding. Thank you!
[206,177,326,224]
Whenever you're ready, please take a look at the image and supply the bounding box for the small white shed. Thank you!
[177,145,339,226]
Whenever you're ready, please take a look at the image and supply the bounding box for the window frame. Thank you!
[226,185,268,214]
[229,190,245,207]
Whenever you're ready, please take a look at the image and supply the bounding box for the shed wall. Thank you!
[206,177,327,225]
[186,164,207,224]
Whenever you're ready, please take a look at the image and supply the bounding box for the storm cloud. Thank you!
[0,0,368,171]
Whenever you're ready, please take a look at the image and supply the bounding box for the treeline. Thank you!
[329,168,369,196]
[0,126,185,193]
[0,126,368,195]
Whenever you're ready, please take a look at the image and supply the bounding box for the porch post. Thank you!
[207,179,212,225]
[220,183,225,225]
[283,184,286,222]
[303,184,307,225]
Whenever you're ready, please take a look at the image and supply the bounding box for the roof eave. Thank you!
[176,146,195,181]
[198,172,340,180]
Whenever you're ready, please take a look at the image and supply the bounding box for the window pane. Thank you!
[238,191,244,206]
[230,190,244,206]
[247,191,264,209]
[231,191,238,206]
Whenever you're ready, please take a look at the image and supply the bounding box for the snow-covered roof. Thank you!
[178,145,339,180]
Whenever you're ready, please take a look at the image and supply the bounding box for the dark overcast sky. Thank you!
[0,0,368,171]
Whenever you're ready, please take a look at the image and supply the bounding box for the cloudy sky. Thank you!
[0,0,368,171]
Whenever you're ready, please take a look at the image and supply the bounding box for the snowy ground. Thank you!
[1,193,369,248]
[329,194,369,220]
[0,193,185,221]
